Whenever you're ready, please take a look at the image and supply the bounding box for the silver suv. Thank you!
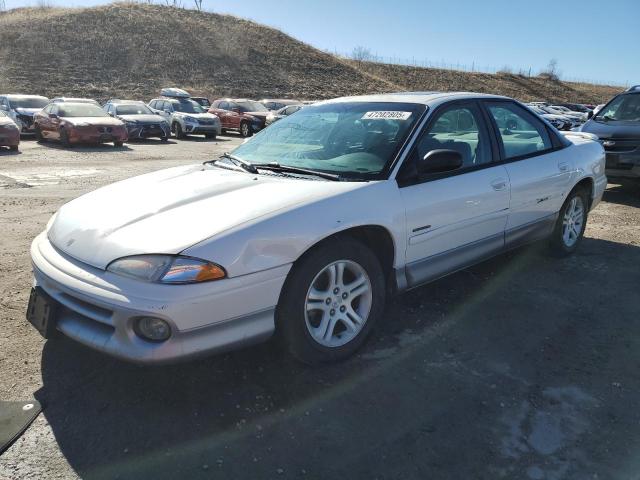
[148,97,221,139]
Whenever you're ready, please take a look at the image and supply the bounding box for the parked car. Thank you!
[191,97,211,109]
[104,101,170,141]
[27,92,606,365]
[265,104,304,126]
[0,110,20,151]
[33,102,128,147]
[0,94,50,134]
[149,97,221,139]
[557,103,592,114]
[527,105,571,130]
[51,97,99,105]
[551,105,588,122]
[209,99,269,137]
[538,105,583,128]
[581,85,640,179]
[260,98,302,111]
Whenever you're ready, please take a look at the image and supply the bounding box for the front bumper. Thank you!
[126,123,170,140]
[0,128,20,147]
[30,232,290,364]
[68,127,128,145]
[184,122,221,135]
[603,144,640,178]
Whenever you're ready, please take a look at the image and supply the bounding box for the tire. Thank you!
[205,132,216,140]
[9,145,18,151]
[160,135,168,142]
[34,125,44,142]
[239,121,252,138]
[277,237,386,365]
[59,128,71,147]
[173,123,186,139]
[549,187,589,256]
[220,128,227,134]
[114,141,123,148]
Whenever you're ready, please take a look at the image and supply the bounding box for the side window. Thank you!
[219,101,229,110]
[149,100,157,109]
[414,104,492,169]
[486,102,552,159]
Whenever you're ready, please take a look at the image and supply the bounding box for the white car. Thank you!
[27,92,607,365]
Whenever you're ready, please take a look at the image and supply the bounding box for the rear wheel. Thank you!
[160,135,168,142]
[277,238,385,365]
[205,132,216,140]
[549,188,589,256]
[9,145,18,151]
[114,141,123,148]
[239,121,252,138]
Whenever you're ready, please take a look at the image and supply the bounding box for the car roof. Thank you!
[3,94,49,100]
[53,97,97,103]
[319,91,509,106]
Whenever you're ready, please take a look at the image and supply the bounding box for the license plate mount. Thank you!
[26,287,59,338]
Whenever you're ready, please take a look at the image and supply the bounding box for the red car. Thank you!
[33,102,128,147]
[208,99,270,137]
[0,110,20,151]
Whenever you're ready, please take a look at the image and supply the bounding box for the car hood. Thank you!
[14,108,41,116]
[62,117,125,127]
[581,119,640,140]
[47,164,362,269]
[119,114,166,124]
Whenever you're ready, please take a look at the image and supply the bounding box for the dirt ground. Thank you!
[0,136,639,480]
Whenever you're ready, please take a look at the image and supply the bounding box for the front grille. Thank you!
[198,119,213,125]
[17,114,33,128]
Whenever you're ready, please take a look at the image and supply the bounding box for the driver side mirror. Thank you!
[419,149,463,175]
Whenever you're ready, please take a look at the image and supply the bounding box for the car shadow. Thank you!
[602,181,640,208]
[177,136,233,143]
[35,237,640,479]
[0,147,21,155]
[127,138,177,145]
[37,141,132,152]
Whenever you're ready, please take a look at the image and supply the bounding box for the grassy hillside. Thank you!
[0,4,624,104]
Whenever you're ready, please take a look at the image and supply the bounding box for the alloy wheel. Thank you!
[562,196,584,247]
[304,260,373,348]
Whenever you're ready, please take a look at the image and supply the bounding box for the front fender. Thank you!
[182,180,407,278]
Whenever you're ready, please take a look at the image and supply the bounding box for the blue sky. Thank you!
[5,0,639,85]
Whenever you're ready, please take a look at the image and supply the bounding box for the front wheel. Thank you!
[239,121,252,138]
[59,128,71,147]
[114,141,123,148]
[9,145,18,151]
[34,125,44,142]
[549,188,589,256]
[205,132,216,140]
[277,238,386,365]
[173,123,186,139]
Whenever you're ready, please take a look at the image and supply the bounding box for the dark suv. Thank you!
[581,86,640,179]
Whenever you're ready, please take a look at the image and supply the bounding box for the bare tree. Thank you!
[540,58,560,81]
[351,46,373,64]
[0,0,5,12]
[194,0,203,10]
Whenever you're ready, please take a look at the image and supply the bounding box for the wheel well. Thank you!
[301,226,395,282]
[573,177,594,208]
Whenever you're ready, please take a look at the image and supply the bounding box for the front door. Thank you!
[398,102,511,287]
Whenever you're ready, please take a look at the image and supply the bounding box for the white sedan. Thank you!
[27,92,607,365]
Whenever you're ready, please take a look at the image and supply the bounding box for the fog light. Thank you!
[134,317,171,342]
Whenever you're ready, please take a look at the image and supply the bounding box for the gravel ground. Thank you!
[0,137,639,480]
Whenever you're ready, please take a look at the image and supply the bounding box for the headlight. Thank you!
[184,116,198,123]
[134,317,171,342]
[106,254,226,284]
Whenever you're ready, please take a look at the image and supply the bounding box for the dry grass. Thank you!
[0,4,624,104]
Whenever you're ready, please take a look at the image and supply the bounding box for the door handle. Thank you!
[491,178,507,191]
[558,162,569,172]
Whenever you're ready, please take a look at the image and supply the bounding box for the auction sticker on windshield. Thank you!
[362,111,412,120]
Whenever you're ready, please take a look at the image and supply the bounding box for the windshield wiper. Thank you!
[253,162,340,181]
[208,153,258,174]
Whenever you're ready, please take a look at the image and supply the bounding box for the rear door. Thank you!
[398,100,511,287]
[482,100,574,248]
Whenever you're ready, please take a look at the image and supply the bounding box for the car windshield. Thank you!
[595,94,640,122]
[8,97,49,109]
[237,101,269,113]
[172,100,205,114]
[230,102,425,179]
[116,104,153,115]
[58,104,109,117]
